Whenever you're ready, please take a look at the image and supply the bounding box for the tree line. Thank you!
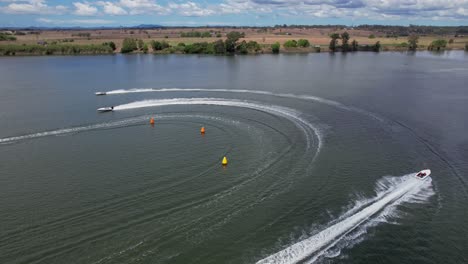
[357,25,468,36]
[0,43,114,56]
[0,33,17,41]
[329,32,380,52]
[180,31,222,38]
[121,32,263,55]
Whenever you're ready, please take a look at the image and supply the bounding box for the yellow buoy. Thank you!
[200,126,205,134]
[150,117,155,125]
[222,156,228,166]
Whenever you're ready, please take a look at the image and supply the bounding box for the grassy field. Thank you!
[1,27,467,53]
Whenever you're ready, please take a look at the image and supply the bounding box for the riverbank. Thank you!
[1,43,466,56]
[2,27,467,56]
[0,43,114,56]
[1,34,467,56]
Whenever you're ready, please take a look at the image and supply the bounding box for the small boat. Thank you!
[97,106,114,112]
[415,169,431,180]
[95,92,106,96]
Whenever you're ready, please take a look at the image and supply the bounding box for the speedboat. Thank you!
[95,92,106,96]
[415,169,431,180]
[97,106,114,112]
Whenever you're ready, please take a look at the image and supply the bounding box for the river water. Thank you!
[0,51,467,264]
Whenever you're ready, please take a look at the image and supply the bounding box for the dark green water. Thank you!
[0,52,467,264]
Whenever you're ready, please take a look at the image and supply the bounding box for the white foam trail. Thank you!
[0,114,246,144]
[0,117,152,144]
[256,174,433,264]
[113,98,322,151]
[103,88,383,122]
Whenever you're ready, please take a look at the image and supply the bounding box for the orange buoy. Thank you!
[200,126,205,134]
[222,156,228,166]
[150,117,155,125]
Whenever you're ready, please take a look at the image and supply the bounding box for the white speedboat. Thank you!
[95,92,106,96]
[97,106,114,112]
[415,169,431,180]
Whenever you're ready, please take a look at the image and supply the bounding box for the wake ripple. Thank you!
[103,88,383,122]
[0,117,149,144]
[113,98,322,152]
[256,173,434,264]
[0,99,322,156]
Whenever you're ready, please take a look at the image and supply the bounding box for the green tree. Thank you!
[408,35,419,51]
[373,41,381,52]
[183,42,212,54]
[330,33,340,39]
[102,41,116,51]
[225,39,236,53]
[236,40,248,54]
[151,40,162,51]
[329,33,340,52]
[174,42,185,53]
[246,41,261,52]
[465,43,468,51]
[351,39,358,51]
[271,42,280,54]
[142,43,148,53]
[121,38,137,53]
[283,40,297,48]
[150,40,170,51]
[213,39,225,54]
[369,34,375,39]
[297,39,310,47]
[428,39,447,51]
[160,41,170,49]
[226,31,244,42]
[341,32,350,52]
[224,31,245,53]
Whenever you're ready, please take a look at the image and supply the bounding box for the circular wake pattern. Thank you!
[0,89,438,264]
[0,98,324,264]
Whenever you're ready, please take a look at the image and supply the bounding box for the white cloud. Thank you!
[1,0,67,14]
[118,0,168,14]
[73,2,98,16]
[218,0,272,14]
[97,1,127,15]
[37,17,115,24]
[456,7,468,16]
[169,1,215,16]
[213,0,468,20]
[3,0,468,22]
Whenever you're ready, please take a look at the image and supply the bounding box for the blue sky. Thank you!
[1,0,468,27]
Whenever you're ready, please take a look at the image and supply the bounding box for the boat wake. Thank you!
[102,88,383,122]
[0,117,150,144]
[0,98,322,156]
[113,98,322,152]
[256,173,434,264]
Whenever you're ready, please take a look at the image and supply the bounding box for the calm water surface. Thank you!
[0,52,467,264]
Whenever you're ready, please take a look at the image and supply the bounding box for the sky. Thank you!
[1,0,468,27]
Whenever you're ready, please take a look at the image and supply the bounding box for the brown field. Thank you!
[2,27,468,52]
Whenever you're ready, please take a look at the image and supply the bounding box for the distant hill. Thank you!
[130,24,164,29]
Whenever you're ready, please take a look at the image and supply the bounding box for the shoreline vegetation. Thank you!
[1,25,468,56]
